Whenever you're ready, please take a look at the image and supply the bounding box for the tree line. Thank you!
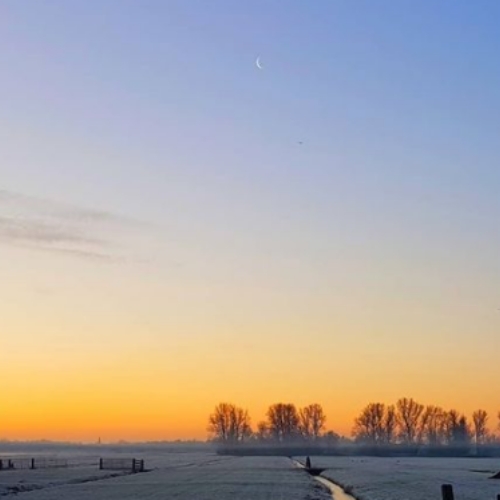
[207,402,338,444]
[208,399,500,447]
[352,398,497,446]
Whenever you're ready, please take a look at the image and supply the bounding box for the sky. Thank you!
[1,1,500,442]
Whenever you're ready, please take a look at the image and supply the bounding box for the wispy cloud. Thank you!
[0,216,104,246]
[0,190,137,226]
[0,189,143,261]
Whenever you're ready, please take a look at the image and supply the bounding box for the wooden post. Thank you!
[99,458,103,470]
[441,484,454,500]
[132,459,136,473]
[31,458,35,470]
[0,459,3,470]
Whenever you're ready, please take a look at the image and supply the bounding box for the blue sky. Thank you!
[1,1,500,439]
[3,0,499,292]
[2,1,500,220]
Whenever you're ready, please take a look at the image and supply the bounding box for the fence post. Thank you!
[441,484,454,500]
[132,459,136,473]
[99,458,103,470]
[31,458,35,470]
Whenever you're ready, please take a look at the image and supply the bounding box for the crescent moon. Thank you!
[255,56,263,70]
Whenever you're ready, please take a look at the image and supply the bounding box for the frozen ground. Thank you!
[297,456,500,500]
[0,449,330,500]
[0,467,129,496]
[6,448,499,500]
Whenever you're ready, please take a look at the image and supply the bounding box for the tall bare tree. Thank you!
[383,405,397,444]
[207,403,251,443]
[419,406,447,445]
[396,397,424,445]
[266,403,300,442]
[443,409,460,444]
[456,415,471,444]
[472,409,489,445]
[299,404,326,440]
[352,403,386,445]
[444,410,471,445]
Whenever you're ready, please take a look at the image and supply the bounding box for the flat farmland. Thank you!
[0,450,330,500]
[299,456,500,500]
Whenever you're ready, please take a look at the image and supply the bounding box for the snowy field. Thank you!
[4,448,500,500]
[298,456,500,500]
[0,447,330,499]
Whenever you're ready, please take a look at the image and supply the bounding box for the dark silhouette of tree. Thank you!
[266,403,300,442]
[456,415,471,444]
[444,410,471,446]
[472,409,489,445]
[299,404,326,440]
[255,421,269,442]
[383,405,397,444]
[419,406,447,445]
[352,403,386,444]
[444,409,459,444]
[396,397,424,445]
[207,403,251,444]
[323,430,340,446]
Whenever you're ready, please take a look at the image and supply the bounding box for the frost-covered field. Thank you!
[0,448,329,499]
[8,447,500,500]
[299,456,500,500]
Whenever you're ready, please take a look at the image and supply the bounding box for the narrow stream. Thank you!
[291,459,357,500]
[314,475,356,500]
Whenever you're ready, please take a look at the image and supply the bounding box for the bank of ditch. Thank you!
[291,458,358,500]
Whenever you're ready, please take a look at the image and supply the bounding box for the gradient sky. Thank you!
[1,1,500,442]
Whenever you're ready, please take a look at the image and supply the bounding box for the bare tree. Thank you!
[352,403,386,445]
[419,406,447,445]
[266,403,300,442]
[443,409,460,445]
[444,410,471,445]
[299,404,326,440]
[456,415,471,445]
[396,397,424,445]
[417,405,431,444]
[383,405,397,444]
[472,409,489,445]
[207,403,251,444]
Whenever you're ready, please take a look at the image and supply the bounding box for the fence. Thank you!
[99,458,145,473]
[0,457,68,471]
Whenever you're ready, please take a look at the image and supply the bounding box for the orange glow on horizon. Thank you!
[2,396,499,442]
